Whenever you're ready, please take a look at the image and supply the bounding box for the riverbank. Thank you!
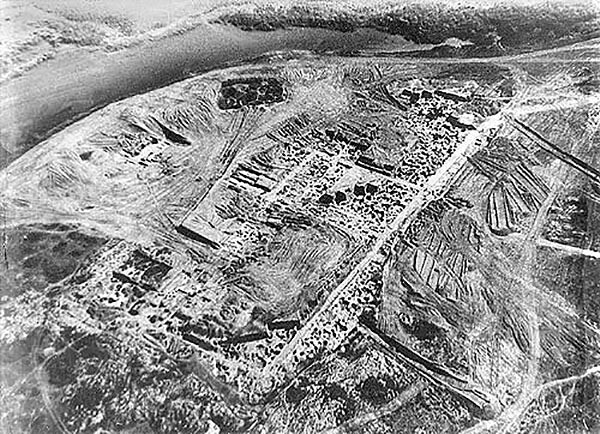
[0,23,413,168]
[1,0,598,169]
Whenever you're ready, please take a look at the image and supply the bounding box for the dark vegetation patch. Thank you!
[0,223,107,297]
[151,116,192,145]
[5,327,247,434]
[218,77,285,110]
[359,375,397,405]
[406,320,445,341]
[285,383,309,404]
[120,248,172,289]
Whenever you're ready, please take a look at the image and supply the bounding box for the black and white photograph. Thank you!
[1,1,599,433]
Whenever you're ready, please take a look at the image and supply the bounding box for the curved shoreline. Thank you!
[1,0,598,170]
[0,24,405,169]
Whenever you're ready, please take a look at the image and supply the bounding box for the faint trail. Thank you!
[532,364,600,396]
[509,94,600,117]
[493,364,600,434]
[507,233,600,259]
